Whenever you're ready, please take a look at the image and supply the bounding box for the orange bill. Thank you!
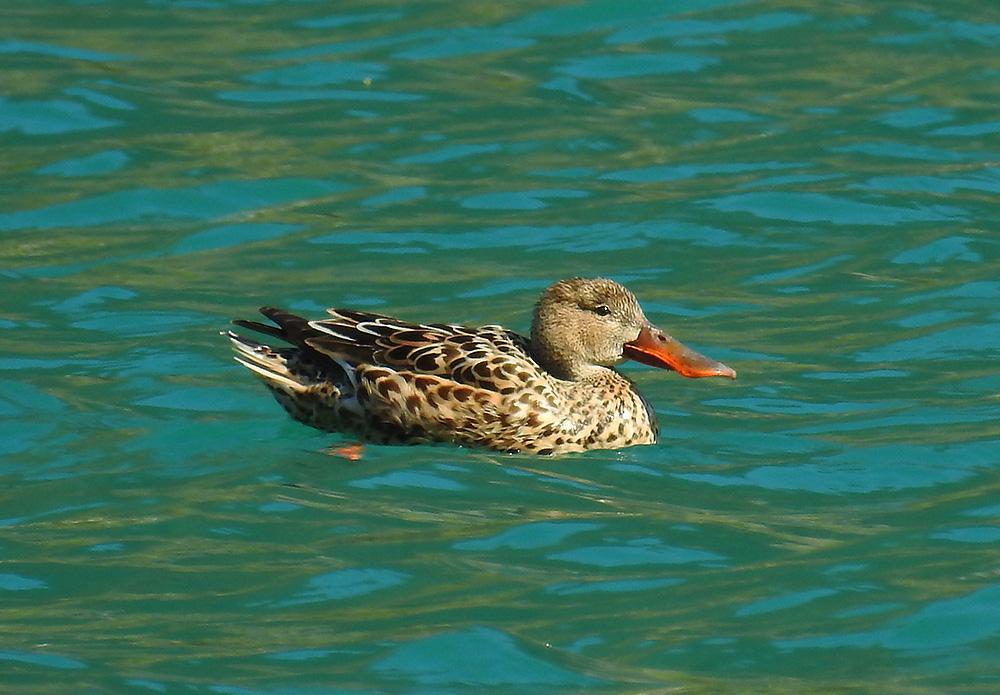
[623,324,736,379]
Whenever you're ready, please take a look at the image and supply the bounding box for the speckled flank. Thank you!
[226,278,722,455]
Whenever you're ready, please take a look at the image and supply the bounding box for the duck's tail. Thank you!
[224,330,310,394]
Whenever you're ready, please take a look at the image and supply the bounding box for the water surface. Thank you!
[3,1,1000,693]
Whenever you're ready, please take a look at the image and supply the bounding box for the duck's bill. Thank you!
[624,324,736,379]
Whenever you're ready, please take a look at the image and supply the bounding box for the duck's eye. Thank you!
[593,304,612,317]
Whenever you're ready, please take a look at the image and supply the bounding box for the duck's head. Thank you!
[530,277,737,382]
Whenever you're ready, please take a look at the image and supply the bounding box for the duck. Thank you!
[225,277,735,455]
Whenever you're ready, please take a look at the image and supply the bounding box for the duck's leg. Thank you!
[320,442,365,461]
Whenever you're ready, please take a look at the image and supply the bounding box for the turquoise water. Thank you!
[3,0,1000,692]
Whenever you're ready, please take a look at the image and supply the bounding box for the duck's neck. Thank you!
[529,337,609,382]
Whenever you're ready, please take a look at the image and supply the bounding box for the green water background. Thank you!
[3,1,1000,693]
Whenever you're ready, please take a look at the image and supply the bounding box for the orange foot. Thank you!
[321,442,364,461]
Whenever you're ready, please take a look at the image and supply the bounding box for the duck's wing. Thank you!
[235,307,549,397]
[312,310,546,393]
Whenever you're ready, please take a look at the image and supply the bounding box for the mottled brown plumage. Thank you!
[226,277,735,455]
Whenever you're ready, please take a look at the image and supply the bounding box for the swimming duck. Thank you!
[226,277,735,455]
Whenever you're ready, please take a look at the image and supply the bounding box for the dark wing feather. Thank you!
[230,319,286,342]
